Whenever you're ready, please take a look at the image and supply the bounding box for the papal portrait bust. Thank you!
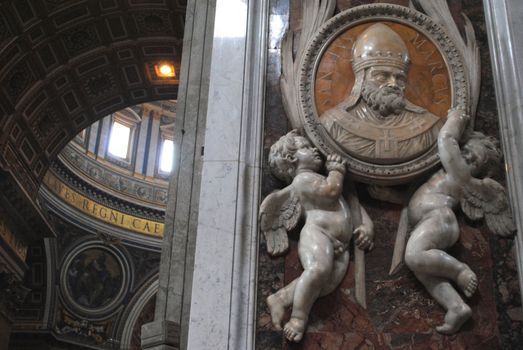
[320,23,444,165]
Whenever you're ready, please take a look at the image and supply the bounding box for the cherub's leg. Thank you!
[267,279,297,330]
[320,250,350,296]
[283,228,333,342]
[405,207,478,297]
[415,272,472,334]
[268,247,349,333]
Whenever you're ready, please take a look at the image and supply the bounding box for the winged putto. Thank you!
[260,130,374,342]
[405,108,516,334]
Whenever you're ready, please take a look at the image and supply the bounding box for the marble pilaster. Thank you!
[134,114,149,174]
[484,0,523,308]
[185,0,269,349]
[97,117,109,159]
[87,120,99,155]
[145,116,160,177]
[141,321,180,350]
[142,0,216,349]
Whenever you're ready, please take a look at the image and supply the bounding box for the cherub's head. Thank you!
[268,130,322,183]
[461,131,502,178]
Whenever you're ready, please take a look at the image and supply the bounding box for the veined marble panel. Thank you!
[186,0,268,349]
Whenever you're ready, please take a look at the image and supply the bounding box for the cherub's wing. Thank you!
[259,186,302,256]
[460,177,516,237]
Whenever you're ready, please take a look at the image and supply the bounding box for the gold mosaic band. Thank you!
[43,172,164,237]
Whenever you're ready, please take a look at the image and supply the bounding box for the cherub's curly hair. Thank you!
[463,131,502,178]
[268,130,303,183]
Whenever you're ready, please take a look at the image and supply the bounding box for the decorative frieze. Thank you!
[43,171,164,237]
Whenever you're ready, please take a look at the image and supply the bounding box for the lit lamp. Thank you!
[155,63,176,78]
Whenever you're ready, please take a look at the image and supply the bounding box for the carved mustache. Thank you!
[380,85,403,96]
[362,83,406,116]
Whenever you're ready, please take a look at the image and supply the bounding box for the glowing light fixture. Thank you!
[155,63,176,78]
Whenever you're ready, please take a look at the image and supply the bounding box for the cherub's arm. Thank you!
[314,154,346,198]
[438,108,470,182]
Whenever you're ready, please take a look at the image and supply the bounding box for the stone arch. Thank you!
[0,0,185,195]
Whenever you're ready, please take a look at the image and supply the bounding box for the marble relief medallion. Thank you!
[314,22,451,118]
[298,4,469,184]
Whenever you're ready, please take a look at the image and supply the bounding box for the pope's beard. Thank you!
[361,81,406,117]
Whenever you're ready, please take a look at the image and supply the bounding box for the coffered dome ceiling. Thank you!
[0,0,185,196]
[0,2,186,347]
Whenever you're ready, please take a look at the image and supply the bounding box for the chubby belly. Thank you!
[304,207,352,243]
[408,192,458,225]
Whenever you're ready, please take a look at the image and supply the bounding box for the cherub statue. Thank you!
[260,130,374,342]
[404,108,515,334]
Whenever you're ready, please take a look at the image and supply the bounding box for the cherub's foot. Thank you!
[456,266,478,297]
[436,304,472,334]
[267,294,285,330]
[283,317,306,342]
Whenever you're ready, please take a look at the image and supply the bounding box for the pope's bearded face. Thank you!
[361,66,407,117]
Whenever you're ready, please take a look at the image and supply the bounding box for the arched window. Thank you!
[108,121,132,159]
[106,109,141,166]
[159,139,174,173]
[158,122,174,175]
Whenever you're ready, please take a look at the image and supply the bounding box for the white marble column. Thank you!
[141,1,216,349]
[186,0,268,349]
[142,0,268,348]
[484,0,523,305]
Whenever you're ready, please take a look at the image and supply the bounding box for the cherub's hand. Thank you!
[353,224,374,251]
[325,154,346,174]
